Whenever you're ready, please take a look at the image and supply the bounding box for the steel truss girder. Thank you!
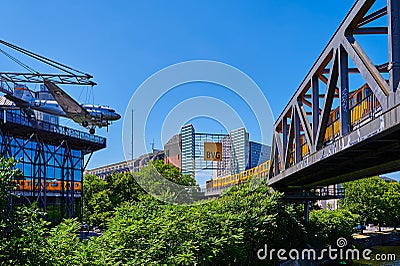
[61,141,75,218]
[0,73,95,87]
[33,135,46,210]
[270,0,400,180]
[0,128,81,219]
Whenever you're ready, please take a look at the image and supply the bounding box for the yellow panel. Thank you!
[204,142,222,161]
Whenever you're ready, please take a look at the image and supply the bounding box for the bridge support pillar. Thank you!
[304,200,310,223]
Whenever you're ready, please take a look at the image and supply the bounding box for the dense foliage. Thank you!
[83,160,197,228]
[308,209,359,247]
[1,157,399,265]
[87,181,306,265]
[340,176,400,227]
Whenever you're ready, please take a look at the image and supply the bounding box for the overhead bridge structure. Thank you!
[267,0,400,190]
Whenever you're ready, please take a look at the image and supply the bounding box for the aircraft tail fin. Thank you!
[13,84,34,102]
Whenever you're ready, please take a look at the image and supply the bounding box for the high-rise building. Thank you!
[249,141,271,169]
[181,124,195,177]
[164,125,271,180]
[229,127,249,174]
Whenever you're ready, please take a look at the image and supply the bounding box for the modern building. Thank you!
[164,133,181,169]
[229,127,249,174]
[0,96,106,218]
[181,124,195,177]
[163,124,271,180]
[249,141,271,170]
[85,150,164,179]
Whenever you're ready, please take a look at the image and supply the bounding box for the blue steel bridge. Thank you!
[204,0,400,202]
[267,0,400,192]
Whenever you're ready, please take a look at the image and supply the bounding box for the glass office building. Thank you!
[165,124,271,181]
[181,124,195,177]
[229,128,249,174]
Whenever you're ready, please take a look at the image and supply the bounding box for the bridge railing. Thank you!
[284,186,345,199]
[350,94,381,129]
[324,116,340,143]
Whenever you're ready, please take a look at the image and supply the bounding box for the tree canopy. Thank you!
[1,157,399,265]
[340,176,400,227]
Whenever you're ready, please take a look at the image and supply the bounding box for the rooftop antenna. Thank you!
[131,109,134,161]
[150,138,155,153]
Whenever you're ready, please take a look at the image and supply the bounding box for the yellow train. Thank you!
[13,179,82,192]
[206,160,270,191]
[206,84,381,192]
[324,84,380,141]
[292,84,379,162]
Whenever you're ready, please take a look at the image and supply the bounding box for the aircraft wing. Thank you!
[44,80,92,124]
[4,94,30,108]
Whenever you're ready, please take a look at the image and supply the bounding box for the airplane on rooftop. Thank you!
[0,80,121,134]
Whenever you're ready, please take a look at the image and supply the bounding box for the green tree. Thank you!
[308,209,359,247]
[83,161,198,227]
[86,179,305,265]
[152,160,196,186]
[83,174,113,227]
[0,157,49,265]
[340,176,391,227]
[106,171,145,206]
[0,157,21,217]
[383,181,400,228]
[42,219,82,265]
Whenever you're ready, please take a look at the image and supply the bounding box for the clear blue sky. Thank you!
[1,0,398,180]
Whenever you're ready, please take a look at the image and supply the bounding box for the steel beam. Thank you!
[357,7,387,27]
[284,112,294,168]
[339,46,350,136]
[342,36,389,110]
[312,75,320,143]
[316,49,339,150]
[294,108,302,162]
[282,118,288,165]
[353,27,388,34]
[388,0,400,95]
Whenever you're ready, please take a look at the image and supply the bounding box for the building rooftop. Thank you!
[0,105,106,154]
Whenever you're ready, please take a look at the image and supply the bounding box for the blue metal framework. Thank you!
[1,107,105,218]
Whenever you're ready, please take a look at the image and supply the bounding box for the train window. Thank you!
[356,92,362,104]
[335,111,340,120]
[75,183,79,187]
[52,183,58,187]
[351,97,355,108]
[364,87,372,98]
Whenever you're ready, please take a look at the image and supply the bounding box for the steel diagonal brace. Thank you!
[341,35,389,110]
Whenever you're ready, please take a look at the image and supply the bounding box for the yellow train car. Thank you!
[324,84,380,142]
[13,180,82,192]
[206,160,270,192]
